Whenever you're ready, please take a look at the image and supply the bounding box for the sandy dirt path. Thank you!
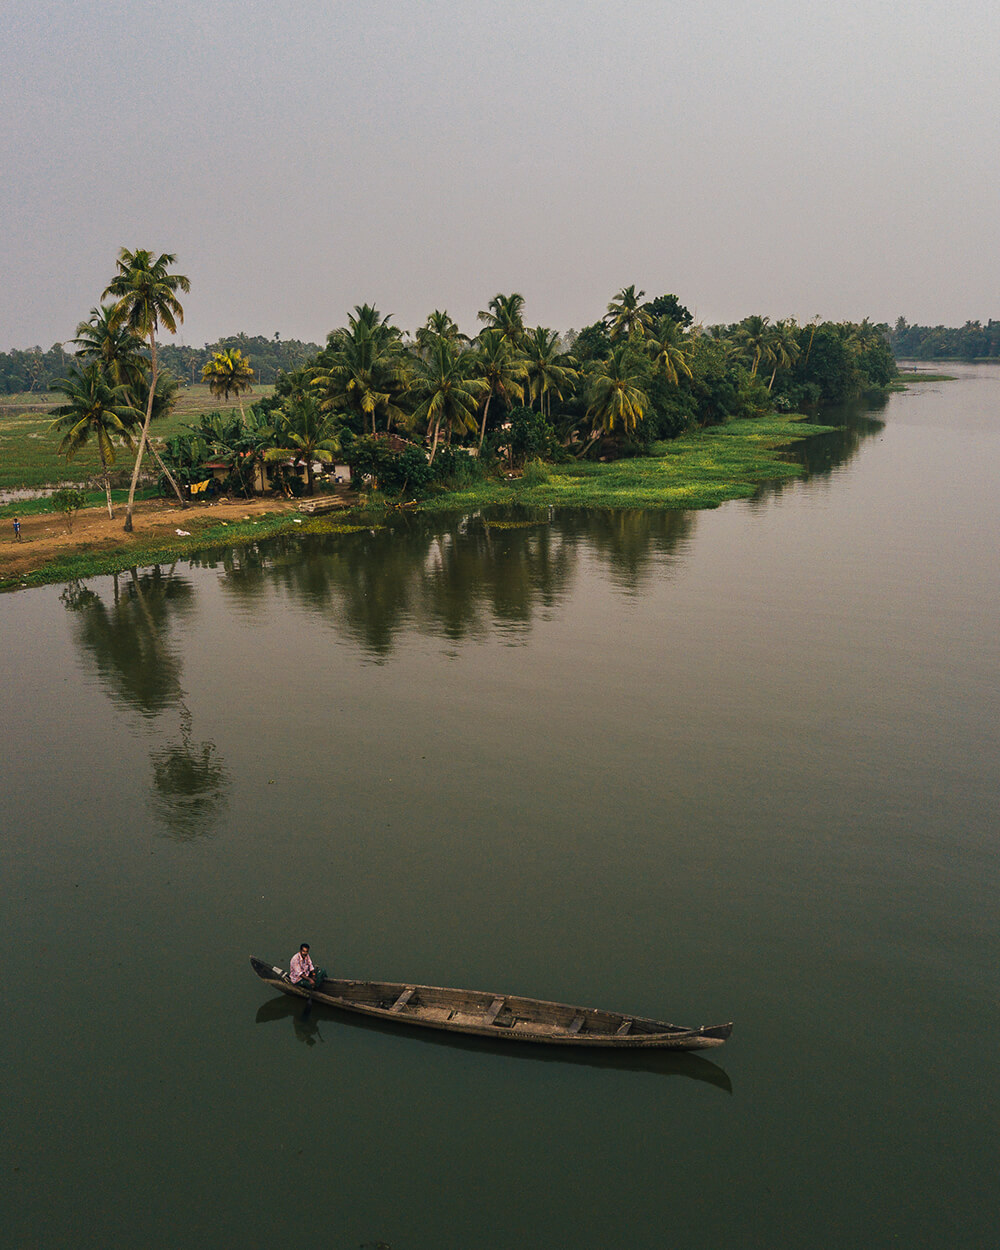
[1,496,301,583]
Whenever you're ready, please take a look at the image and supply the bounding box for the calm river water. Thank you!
[2,365,998,1248]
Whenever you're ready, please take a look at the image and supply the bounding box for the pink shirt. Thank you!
[289,951,315,983]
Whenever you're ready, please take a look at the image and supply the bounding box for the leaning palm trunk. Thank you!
[574,429,601,459]
[122,331,187,526]
[99,440,114,518]
[478,393,493,455]
[123,332,158,532]
[146,441,187,507]
[428,417,442,464]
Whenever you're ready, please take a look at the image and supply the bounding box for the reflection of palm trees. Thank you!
[61,567,191,714]
[209,510,698,657]
[61,568,229,838]
[557,509,695,593]
[149,706,229,840]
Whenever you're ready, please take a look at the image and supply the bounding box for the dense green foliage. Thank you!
[12,270,899,515]
[888,318,1000,361]
[158,334,322,385]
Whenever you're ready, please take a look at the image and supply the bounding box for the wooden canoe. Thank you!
[250,957,732,1050]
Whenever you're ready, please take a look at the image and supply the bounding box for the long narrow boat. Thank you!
[250,957,732,1050]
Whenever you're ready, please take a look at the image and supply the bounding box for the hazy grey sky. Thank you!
[2,0,998,350]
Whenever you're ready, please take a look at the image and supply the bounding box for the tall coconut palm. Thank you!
[766,319,800,390]
[103,249,190,531]
[202,347,255,416]
[73,304,147,395]
[647,316,694,386]
[606,285,652,342]
[49,365,140,518]
[522,326,577,419]
[735,315,773,379]
[73,303,187,507]
[585,345,651,440]
[410,339,487,464]
[474,329,527,453]
[265,393,341,495]
[477,292,527,348]
[415,310,467,357]
[311,305,409,435]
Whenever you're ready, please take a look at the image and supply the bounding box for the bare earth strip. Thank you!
[0,496,301,585]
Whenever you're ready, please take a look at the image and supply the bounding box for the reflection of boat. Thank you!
[250,957,732,1051]
[255,996,733,1090]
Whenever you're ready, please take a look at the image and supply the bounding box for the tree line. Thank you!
[0,332,319,394]
[41,249,898,530]
[888,318,1000,361]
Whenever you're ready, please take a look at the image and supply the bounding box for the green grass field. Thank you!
[0,384,274,493]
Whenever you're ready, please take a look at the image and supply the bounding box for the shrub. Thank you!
[50,487,88,531]
[489,406,560,468]
[347,437,436,497]
[432,446,486,487]
[521,458,550,485]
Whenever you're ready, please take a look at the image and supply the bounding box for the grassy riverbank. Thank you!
[425,414,836,512]
[1,413,833,591]
[891,370,959,388]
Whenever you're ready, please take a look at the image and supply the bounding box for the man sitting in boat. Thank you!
[289,943,324,989]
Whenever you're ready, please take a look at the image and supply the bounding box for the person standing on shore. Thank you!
[13,515,21,541]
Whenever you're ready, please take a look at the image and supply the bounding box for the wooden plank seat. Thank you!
[483,996,505,1026]
[390,987,416,1012]
[568,1014,586,1034]
[615,1017,632,1036]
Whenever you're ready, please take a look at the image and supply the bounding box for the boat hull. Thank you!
[250,958,732,1050]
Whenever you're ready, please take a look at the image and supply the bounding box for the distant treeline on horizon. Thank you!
[0,333,322,395]
[889,318,1000,361]
[13,310,999,396]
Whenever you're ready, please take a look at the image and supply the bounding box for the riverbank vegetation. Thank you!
[1,248,897,567]
[2,414,835,591]
[889,317,1000,361]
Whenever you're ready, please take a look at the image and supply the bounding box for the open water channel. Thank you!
[2,365,998,1248]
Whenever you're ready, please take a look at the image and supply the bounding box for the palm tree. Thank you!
[647,316,694,386]
[474,329,527,454]
[265,394,341,495]
[477,293,527,348]
[522,326,577,419]
[73,304,147,395]
[735,315,773,379]
[49,365,140,517]
[103,249,190,531]
[310,305,410,435]
[585,345,651,442]
[410,339,487,464]
[201,347,255,416]
[606,285,652,342]
[74,303,187,507]
[415,310,467,357]
[766,319,800,391]
[184,409,274,497]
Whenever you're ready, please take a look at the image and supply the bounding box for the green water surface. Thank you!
[2,366,998,1248]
